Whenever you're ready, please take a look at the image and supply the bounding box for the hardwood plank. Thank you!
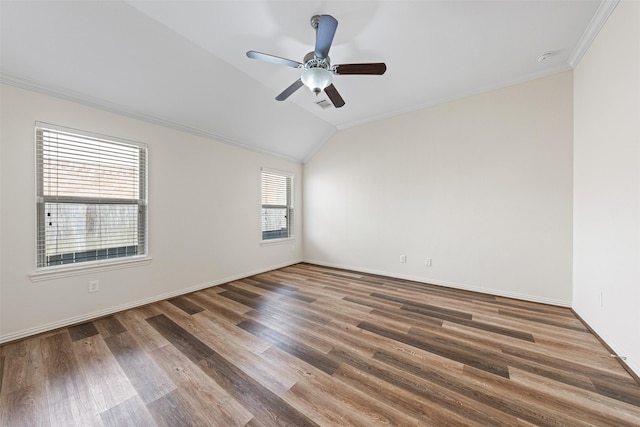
[264,346,422,427]
[374,350,578,426]
[243,309,334,354]
[93,316,127,339]
[146,314,214,362]
[498,309,589,332]
[474,311,597,344]
[167,296,204,315]
[0,382,49,427]
[369,306,445,328]
[302,296,375,325]
[194,310,299,394]
[220,283,263,300]
[244,275,299,292]
[230,281,332,325]
[239,285,332,326]
[146,389,211,427]
[460,364,632,426]
[491,296,576,316]
[508,367,640,426]
[192,308,271,355]
[153,300,208,336]
[41,332,103,427]
[241,277,316,303]
[197,353,320,427]
[237,319,341,375]
[114,309,170,353]
[329,348,516,426]
[371,292,474,319]
[103,332,175,404]
[243,418,261,427]
[71,334,137,413]
[149,344,253,426]
[199,287,252,314]
[185,292,245,324]
[400,304,535,341]
[147,311,317,426]
[358,320,511,378]
[0,338,44,395]
[442,320,606,367]
[501,344,640,404]
[100,395,156,427]
[592,376,640,407]
[67,322,99,341]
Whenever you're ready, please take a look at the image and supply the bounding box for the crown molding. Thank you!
[0,74,302,163]
[568,0,620,68]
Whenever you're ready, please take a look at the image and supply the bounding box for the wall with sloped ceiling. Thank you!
[0,84,303,342]
[304,71,574,305]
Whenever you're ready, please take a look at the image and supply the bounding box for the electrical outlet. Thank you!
[599,292,603,308]
[88,280,100,293]
[400,254,407,263]
[425,258,432,267]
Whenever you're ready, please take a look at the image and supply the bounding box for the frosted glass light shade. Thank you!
[301,68,333,94]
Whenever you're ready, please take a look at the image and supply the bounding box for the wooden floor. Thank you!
[1,264,639,426]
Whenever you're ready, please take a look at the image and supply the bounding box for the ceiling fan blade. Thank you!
[314,15,338,59]
[324,84,345,108]
[246,51,302,68]
[276,79,304,101]
[335,63,387,75]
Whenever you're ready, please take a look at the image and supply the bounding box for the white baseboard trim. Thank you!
[303,259,572,307]
[0,260,301,344]
[572,309,640,379]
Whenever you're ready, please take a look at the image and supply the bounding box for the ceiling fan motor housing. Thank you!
[303,52,330,68]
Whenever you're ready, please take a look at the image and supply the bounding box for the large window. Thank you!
[36,123,147,268]
[261,169,293,241]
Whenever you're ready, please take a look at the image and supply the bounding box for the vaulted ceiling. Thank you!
[0,1,611,162]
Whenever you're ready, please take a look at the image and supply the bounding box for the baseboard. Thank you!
[0,260,301,344]
[303,259,572,307]
[572,309,640,382]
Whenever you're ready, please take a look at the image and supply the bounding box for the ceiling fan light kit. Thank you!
[247,14,386,108]
[301,67,333,94]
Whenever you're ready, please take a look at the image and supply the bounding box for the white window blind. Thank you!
[261,169,292,240]
[36,123,147,268]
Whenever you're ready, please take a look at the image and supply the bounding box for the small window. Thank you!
[261,169,293,241]
[35,123,148,269]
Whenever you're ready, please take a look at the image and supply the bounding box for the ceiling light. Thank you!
[301,67,333,95]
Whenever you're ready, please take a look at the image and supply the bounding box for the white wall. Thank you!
[573,0,640,376]
[304,71,574,305]
[0,84,303,342]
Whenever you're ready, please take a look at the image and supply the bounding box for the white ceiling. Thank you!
[0,0,611,162]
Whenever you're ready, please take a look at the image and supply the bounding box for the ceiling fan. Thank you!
[246,14,386,108]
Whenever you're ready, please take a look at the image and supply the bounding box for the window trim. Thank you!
[260,167,294,243]
[33,122,150,275]
[29,255,152,282]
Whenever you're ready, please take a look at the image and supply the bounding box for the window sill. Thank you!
[260,237,295,247]
[29,256,152,282]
